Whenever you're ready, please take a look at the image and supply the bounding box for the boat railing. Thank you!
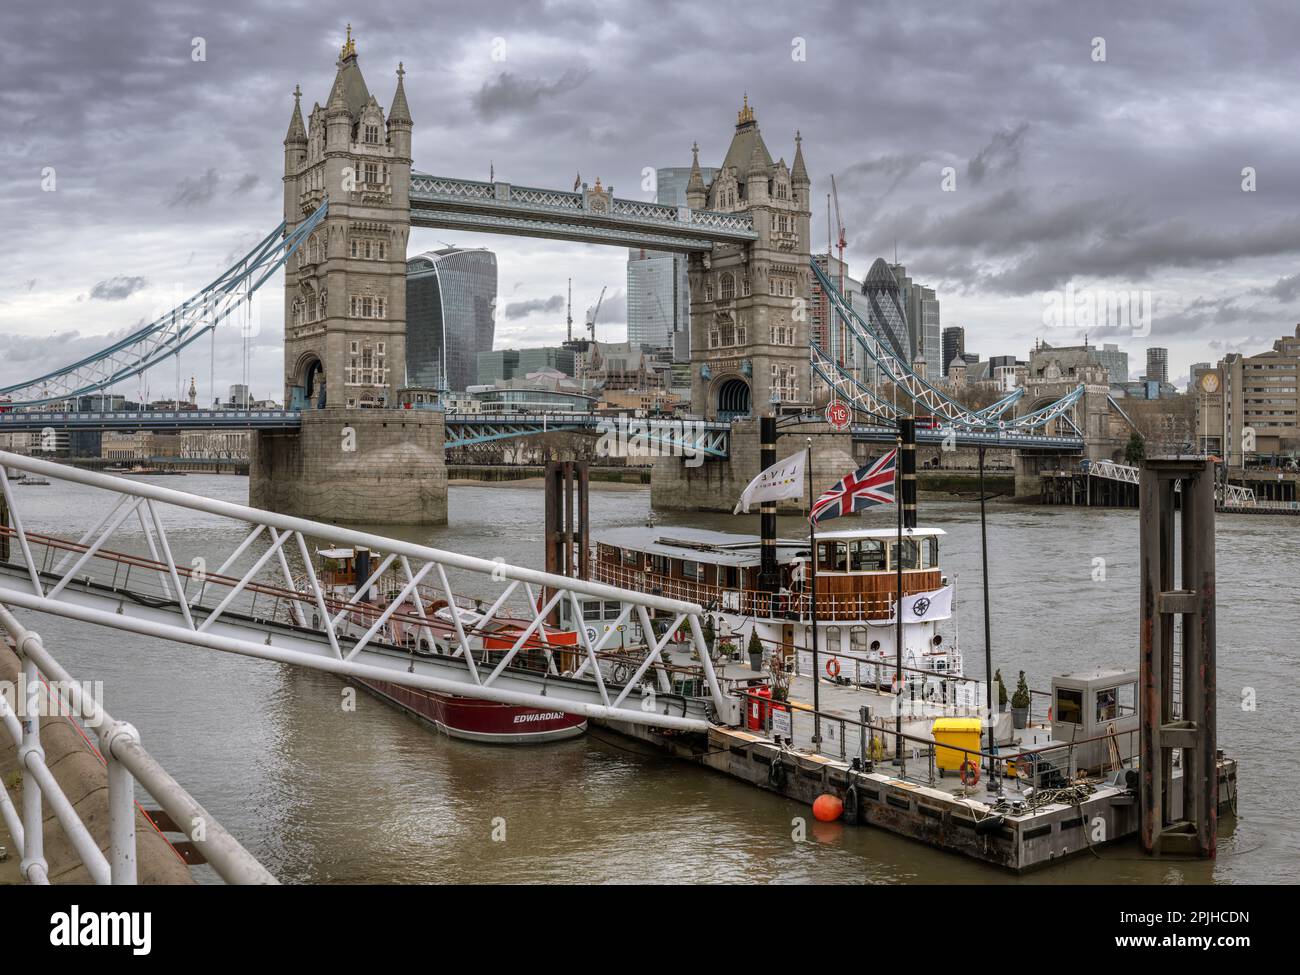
[591,561,934,622]
[744,631,974,687]
[735,687,1141,790]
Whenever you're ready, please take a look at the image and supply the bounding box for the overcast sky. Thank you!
[3,0,1299,402]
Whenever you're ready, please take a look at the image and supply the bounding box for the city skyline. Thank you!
[5,1,1300,401]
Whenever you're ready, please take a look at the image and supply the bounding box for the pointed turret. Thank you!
[791,130,809,186]
[720,93,772,184]
[388,62,412,125]
[285,84,307,145]
[325,23,371,120]
[686,141,706,209]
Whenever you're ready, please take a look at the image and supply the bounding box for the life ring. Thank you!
[826,657,841,678]
[890,675,900,695]
[960,759,981,787]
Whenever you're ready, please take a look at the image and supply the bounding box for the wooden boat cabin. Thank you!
[589,526,946,623]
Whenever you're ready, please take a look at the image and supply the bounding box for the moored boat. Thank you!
[584,524,966,703]
[303,547,587,743]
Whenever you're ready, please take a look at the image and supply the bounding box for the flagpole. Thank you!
[893,429,903,767]
[806,437,821,748]
[979,445,1001,795]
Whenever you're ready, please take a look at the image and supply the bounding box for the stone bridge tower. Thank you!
[687,97,812,419]
[281,26,411,410]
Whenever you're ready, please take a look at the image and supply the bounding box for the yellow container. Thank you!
[932,717,983,774]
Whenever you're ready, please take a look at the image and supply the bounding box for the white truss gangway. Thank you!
[0,451,738,733]
[1083,459,1264,508]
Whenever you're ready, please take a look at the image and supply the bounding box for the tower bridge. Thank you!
[0,27,1102,523]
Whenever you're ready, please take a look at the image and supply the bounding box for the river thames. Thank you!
[8,475,1292,883]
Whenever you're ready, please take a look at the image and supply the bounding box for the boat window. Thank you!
[887,539,920,570]
[925,537,939,568]
[1097,682,1136,722]
[681,559,702,580]
[649,555,669,575]
[850,626,868,653]
[722,566,739,587]
[604,601,622,620]
[817,541,848,572]
[622,548,640,566]
[850,539,885,571]
[583,601,601,621]
[826,626,841,654]
[1055,687,1083,724]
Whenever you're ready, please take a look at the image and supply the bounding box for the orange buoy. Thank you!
[812,793,843,822]
[825,657,841,678]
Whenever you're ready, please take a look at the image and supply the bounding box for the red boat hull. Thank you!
[357,678,587,744]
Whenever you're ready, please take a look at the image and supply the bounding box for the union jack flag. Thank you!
[810,448,898,524]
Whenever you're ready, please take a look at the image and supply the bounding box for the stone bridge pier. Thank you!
[250,409,447,525]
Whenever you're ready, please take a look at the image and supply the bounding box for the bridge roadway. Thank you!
[1,409,1083,454]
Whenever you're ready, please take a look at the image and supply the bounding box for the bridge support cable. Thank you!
[809,258,1083,432]
[0,203,328,408]
[0,451,736,731]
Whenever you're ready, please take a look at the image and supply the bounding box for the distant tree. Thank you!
[1124,431,1146,465]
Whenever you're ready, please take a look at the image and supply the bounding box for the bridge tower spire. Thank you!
[281,27,411,410]
[688,97,811,418]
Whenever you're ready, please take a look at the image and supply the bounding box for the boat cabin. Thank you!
[590,526,945,622]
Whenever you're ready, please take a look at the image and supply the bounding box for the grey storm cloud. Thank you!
[6,0,1300,393]
[167,168,221,208]
[472,67,591,121]
[966,123,1028,186]
[1264,272,1300,303]
[505,294,566,319]
[89,275,148,301]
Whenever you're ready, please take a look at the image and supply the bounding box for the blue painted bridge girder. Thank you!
[849,423,1084,453]
[3,410,1082,455]
[443,412,732,457]
[0,410,303,432]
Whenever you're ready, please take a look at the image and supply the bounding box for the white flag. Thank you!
[733,451,807,514]
[899,586,953,623]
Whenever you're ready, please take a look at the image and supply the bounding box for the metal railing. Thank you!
[591,561,942,623]
[737,686,1140,791]
[0,603,275,884]
[0,450,734,731]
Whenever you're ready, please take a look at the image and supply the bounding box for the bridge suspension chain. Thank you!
[807,258,1084,433]
[0,202,328,408]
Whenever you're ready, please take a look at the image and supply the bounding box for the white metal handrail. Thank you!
[0,450,734,730]
[0,603,276,884]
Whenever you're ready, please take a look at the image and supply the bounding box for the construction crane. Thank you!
[830,174,848,369]
[586,286,606,342]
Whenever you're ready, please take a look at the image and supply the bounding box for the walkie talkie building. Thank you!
[406,247,497,393]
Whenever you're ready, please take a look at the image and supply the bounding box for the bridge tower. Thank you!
[254,28,445,526]
[687,97,812,419]
[281,26,412,410]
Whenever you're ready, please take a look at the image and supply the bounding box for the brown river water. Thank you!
[7,475,1294,883]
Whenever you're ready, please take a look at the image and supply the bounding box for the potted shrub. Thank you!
[995,669,1008,713]
[747,629,765,673]
[1010,670,1031,729]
